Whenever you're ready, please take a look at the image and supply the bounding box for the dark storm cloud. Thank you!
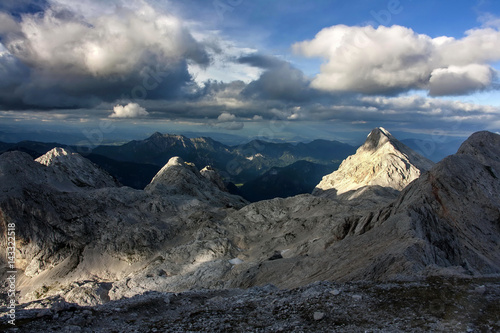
[0,3,209,110]
[237,54,285,69]
[241,62,314,102]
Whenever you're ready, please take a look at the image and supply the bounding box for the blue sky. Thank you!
[0,0,499,145]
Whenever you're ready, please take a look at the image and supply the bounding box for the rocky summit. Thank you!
[313,127,434,200]
[1,129,499,332]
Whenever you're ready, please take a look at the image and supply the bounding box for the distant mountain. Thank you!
[85,153,160,189]
[0,140,64,158]
[401,137,465,162]
[313,127,434,200]
[91,132,356,184]
[0,134,356,189]
[239,160,337,202]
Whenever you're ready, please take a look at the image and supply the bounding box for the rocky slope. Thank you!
[35,147,120,189]
[352,131,500,276]
[0,150,246,306]
[217,131,500,288]
[1,129,499,330]
[313,127,434,199]
[3,278,499,332]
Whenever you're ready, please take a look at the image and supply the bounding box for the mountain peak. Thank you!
[36,147,120,189]
[167,156,185,167]
[149,131,164,139]
[146,156,246,207]
[456,131,500,164]
[362,127,396,152]
[314,128,434,198]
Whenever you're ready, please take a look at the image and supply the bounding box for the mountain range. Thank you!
[0,133,356,201]
[0,128,499,331]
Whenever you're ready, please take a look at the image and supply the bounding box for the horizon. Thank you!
[0,0,499,146]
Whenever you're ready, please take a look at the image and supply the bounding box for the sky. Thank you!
[0,0,499,145]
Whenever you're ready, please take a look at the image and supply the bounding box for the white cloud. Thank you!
[217,112,236,122]
[110,103,149,118]
[293,24,500,96]
[3,3,208,77]
[213,112,243,130]
[429,64,494,96]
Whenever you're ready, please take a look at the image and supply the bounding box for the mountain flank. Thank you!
[313,127,434,200]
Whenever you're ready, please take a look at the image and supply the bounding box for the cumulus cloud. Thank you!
[429,64,495,96]
[293,24,500,96]
[110,103,149,118]
[213,112,244,130]
[217,112,237,122]
[2,5,208,76]
[0,2,208,109]
[242,61,313,101]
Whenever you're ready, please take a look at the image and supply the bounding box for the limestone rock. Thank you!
[313,127,434,199]
[200,165,228,192]
[35,147,120,189]
[145,156,247,208]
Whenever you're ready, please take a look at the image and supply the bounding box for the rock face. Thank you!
[222,131,500,288]
[145,157,246,208]
[35,147,120,189]
[313,127,434,199]
[353,130,500,276]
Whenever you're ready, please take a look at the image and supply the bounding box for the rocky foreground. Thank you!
[2,277,499,332]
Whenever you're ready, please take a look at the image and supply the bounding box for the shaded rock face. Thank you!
[313,127,434,199]
[200,165,228,192]
[356,130,500,276]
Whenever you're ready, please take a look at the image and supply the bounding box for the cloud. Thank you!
[213,112,244,130]
[293,24,500,96]
[3,5,208,76]
[241,61,313,101]
[0,2,209,109]
[217,112,237,122]
[429,64,495,96]
[237,54,285,69]
[110,103,148,118]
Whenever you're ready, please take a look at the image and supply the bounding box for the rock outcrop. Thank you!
[351,130,500,276]
[145,156,246,208]
[313,127,434,199]
[35,147,120,189]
